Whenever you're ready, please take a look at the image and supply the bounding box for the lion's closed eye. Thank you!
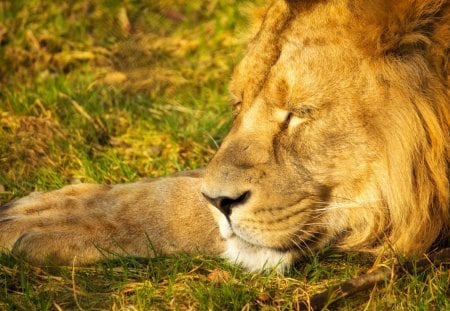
[230,100,242,117]
[286,112,307,129]
[274,108,307,130]
[282,112,294,129]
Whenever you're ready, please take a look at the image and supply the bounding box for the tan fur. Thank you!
[1,0,449,271]
[0,171,224,265]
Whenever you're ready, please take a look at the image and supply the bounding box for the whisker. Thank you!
[302,222,329,227]
[310,202,387,213]
[290,235,314,256]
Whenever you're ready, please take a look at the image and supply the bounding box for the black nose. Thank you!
[202,191,250,218]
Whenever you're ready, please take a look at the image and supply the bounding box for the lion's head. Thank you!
[201,0,449,271]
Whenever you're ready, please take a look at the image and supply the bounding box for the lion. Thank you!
[1,0,449,273]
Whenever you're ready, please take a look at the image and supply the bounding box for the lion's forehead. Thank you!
[266,43,361,109]
[230,2,363,111]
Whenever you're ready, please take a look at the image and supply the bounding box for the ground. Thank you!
[0,0,448,309]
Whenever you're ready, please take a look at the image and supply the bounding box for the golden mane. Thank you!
[349,0,450,254]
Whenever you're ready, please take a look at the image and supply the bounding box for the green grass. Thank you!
[0,0,448,309]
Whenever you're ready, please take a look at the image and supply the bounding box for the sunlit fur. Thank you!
[203,0,449,262]
[0,0,448,272]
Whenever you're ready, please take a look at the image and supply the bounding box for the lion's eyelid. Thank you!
[230,100,242,107]
[290,104,315,117]
[284,112,293,125]
[231,102,242,118]
[289,115,307,128]
[278,111,293,130]
[229,91,242,107]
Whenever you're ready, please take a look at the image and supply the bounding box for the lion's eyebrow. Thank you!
[261,93,289,109]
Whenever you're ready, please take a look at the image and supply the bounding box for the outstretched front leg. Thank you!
[0,172,224,265]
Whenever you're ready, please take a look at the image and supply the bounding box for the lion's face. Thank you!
[202,0,380,254]
[201,0,449,265]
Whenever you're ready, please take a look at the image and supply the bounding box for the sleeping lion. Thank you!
[1,0,449,273]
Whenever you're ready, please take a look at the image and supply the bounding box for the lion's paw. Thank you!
[0,184,114,264]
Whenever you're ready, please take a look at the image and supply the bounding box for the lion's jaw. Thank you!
[206,202,298,273]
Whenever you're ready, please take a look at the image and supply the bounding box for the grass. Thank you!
[0,0,448,309]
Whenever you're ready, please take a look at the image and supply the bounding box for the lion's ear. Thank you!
[351,0,449,79]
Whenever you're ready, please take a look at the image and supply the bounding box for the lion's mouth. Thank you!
[222,199,322,250]
[226,222,293,253]
[233,233,295,253]
[227,213,327,254]
[217,220,270,249]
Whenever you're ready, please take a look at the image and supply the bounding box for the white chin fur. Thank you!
[222,237,295,274]
[210,207,296,273]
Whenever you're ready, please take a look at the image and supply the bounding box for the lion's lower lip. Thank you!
[229,228,291,252]
[238,236,293,253]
